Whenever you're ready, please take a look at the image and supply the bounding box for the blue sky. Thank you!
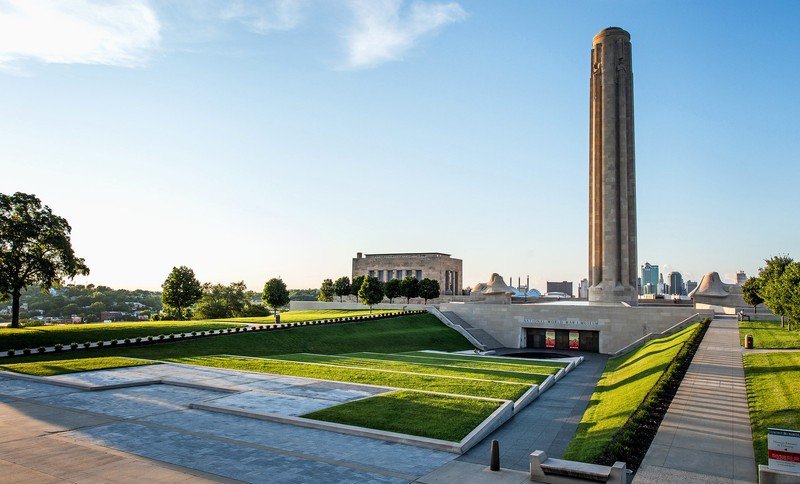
[2,0,798,292]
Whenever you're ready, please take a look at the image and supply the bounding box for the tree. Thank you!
[384,279,401,303]
[759,255,794,326]
[419,278,440,304]
[351,275,365,302]
[161,266,202,320]
[358,276,384,313]
[741,277,763,314]
[318,279,334,302]
[400,276,419,304]
[194,281,248,320]
[333,276,351,302]
[262,277,290,315]
[0,192,89,328]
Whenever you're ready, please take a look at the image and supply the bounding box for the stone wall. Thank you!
[439,301,713,354]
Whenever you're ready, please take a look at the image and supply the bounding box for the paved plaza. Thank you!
[0,363,456,483]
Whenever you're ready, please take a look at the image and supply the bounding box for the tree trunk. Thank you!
[11,288,21,328]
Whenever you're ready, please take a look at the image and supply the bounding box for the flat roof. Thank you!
[362,252,452,258]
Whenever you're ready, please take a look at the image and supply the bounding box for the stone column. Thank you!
[588,27,638,305]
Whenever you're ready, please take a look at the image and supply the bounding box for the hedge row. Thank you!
[3,310,425,358]
[595,319,711,470]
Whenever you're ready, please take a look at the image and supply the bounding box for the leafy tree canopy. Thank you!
[0,192,89,327]
[262,277,290,314]
[318,278,334,302]
[194,281,248,320]
[384,278,401,303]
[333,276,351,302]
[400,276,419,303]
[351,275,366,302]
[741,277,763,313]
[358,276,384,312]
[419,278,440,304]
[161,266,202,320]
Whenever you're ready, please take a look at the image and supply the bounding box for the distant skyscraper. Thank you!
[578,278,589,298]
[547,281,574,297]
[736,271,747,286]
[686,280,698,294]
[641,262,658,295]
[668,272,684,295]
[658,273,665,295]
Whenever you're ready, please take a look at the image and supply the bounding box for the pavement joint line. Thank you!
[112,417,422,482]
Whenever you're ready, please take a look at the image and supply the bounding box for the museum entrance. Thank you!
[526,328,600,352]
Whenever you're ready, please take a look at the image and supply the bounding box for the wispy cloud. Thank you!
[220,0,305,33]
[344,0,467,69]
[0,0,160,69]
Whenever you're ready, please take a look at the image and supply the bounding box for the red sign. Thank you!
[569,331,580,350]
[545,330,555,349]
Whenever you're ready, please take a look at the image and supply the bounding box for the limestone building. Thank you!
[351,252,463,296]
[588,27,638,305]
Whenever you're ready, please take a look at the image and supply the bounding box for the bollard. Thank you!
[490,440,500,471]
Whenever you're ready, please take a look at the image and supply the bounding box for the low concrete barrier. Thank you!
[530,450,626,483]
[758,465,800,484]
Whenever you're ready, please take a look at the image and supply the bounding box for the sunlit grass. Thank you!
[304,390,503,442]
[213,309,403,324]
[743,352,800,465]
[739,320,800,349]
[169,355,531,401]
[563,324,698,462]
[0,356,154,376]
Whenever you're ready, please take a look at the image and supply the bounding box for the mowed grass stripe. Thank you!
[169,355,530,401]
[304,390,504,442]
[346,352,562,375]
[398,351,568,368]
[0,357,156,376]
[273,353,550,384]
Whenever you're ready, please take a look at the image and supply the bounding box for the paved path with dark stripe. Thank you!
[634,316,757,483]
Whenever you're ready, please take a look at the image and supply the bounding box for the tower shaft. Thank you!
[588,27,638,305]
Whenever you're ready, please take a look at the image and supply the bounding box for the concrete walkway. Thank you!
[455,352,608,471]
[634,316,757,483]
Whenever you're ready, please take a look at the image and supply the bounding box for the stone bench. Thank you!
[530,450,626,484]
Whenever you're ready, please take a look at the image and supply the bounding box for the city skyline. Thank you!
[2,1,798,292]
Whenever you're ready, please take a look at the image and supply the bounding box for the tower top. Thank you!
[593,27,630,43]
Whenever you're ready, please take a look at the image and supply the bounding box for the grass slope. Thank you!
[217,309,402,324]
[0,357,154,376]
[0,321,243,350]
[0,314,472,365]
[743,352,800,465]
[739,320,800,349]
[304,390,503,442]
[564,324,698,462]
[370,352,566,373]
[170,355,530,400]
[269,353,550,384]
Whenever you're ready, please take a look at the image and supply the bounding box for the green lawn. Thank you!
[347,352,564,374]
[214,309,404,324]
[392,351,568,370]
[739,320,800,349]
[169,354,530,400]
[743,352,800,465]
[0,321,244,351]
[563,324,699,462]
[0,314,472,365]
[0,356,154,376]
[304,390,503,442]
[269,353,550,384]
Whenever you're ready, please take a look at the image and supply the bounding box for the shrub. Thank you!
[135,337,142,344]
[181,333,186,337]
[169,334,175,339]
[54,344,63,352]
[7,349,14,356]
[37,346,46,353]
[124,338,131,345]
[159,334,165,340]
[110,340,118,346]
[83,342,91,348]
[96,341,104,347]
[23,348,31,355]
[147,336,154,342]
[70,342,79,350]
[191,331,197,336]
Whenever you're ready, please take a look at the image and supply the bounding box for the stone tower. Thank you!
[588,27,638,305]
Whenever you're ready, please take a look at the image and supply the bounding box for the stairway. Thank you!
[442,311,504,350]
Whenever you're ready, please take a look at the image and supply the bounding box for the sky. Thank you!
[2,0,799,292]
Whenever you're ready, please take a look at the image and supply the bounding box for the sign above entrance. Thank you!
[522,318,600,327]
